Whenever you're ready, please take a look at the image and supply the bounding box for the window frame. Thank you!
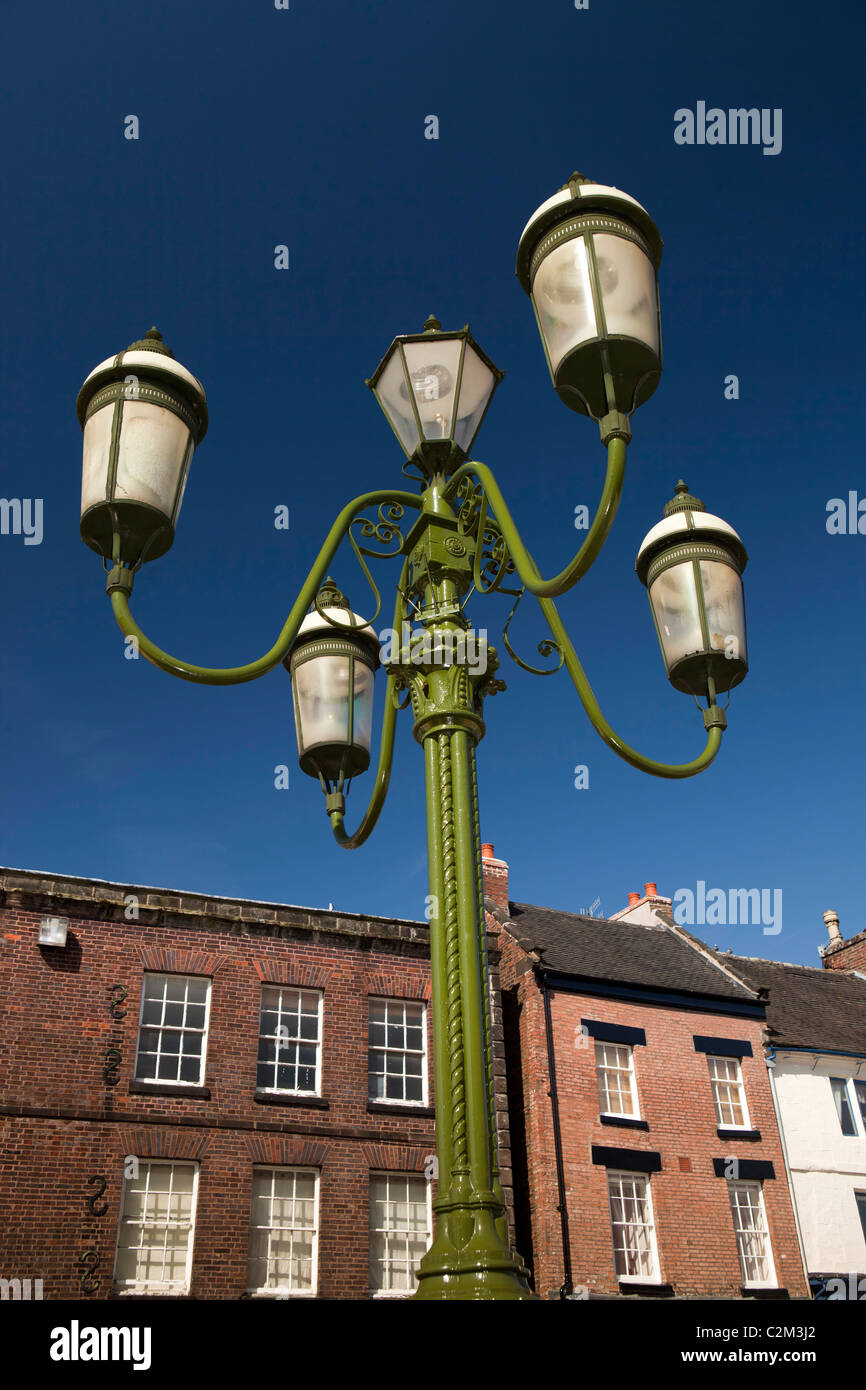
[727,1179,777,1289]
[246,1165,320,1298]
[605,1168,661,1285]
[112,1159,199,1296]
[594,1040,641,1120]
[855,1190,866,1245]
[134,972,212,1088]
[368,1170,433,1298]
[707,1053,751,1130]
[830,1076,866,1137]
[255,985,324,1098]
[367,997,428,1108]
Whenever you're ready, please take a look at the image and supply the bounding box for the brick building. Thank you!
[0,866,514,1300]
[487,864,811,1300]
[4,855,862,1302]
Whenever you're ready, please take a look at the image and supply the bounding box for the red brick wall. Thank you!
[0,901,437,1299]
[497,927,809,1300]
[822,931,866,972]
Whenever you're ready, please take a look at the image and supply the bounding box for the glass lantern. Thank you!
[636,482,748,698]
[286,580,380,785]
[77,327,208,566]
[367,315,503,477]
[516,173,663,421]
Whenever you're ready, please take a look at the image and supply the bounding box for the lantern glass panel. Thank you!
[699,560,747,664]
[293,655,352,751]
[400,338,465,440]
[80,405,115,516]
[452,342,496,452]
[648,561,703,671]
[115,400,193,518]
[372,348,420,455]
[593,234,658,352]
[532,234,597,372]
[352,661,375,755]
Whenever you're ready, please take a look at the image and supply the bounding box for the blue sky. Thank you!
[1,0,864,968]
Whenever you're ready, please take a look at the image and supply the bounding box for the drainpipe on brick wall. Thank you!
[764,1053,811,1292]
[538,967,573,1298]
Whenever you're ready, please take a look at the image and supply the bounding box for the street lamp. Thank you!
[285,578,380,788]
[77,172,749,1300]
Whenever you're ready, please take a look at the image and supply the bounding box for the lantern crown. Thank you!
[367,318,504,479]
[516,173,664,423]
[77,328,208,567]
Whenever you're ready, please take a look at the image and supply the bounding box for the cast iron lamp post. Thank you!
[76,173,748,1301]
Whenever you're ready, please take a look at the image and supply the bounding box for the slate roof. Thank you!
[714,954,866,1056]
[506,902,757,1003]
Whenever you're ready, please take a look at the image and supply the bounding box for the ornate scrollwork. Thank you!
[86,1175,108,1217]
[103,1045,122,1087]
[454,478,518,596]
[350,501,408,560]
[502,588,565,676]
[78,1248,101,1294]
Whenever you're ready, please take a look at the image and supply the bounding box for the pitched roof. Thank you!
[713,954,866,1055]
[506,902,757,1003]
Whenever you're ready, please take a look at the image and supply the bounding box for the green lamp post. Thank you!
[77,173,748,1300]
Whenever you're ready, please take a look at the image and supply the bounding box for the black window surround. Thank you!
[712,1158,775,1180]
[583,1019,647,1048]
[693,1035,753,1058]
[254,1091,330,1109]
[591,1145,661,1173]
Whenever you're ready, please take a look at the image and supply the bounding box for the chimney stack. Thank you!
[823,909,842,943]
[481,843,510,920]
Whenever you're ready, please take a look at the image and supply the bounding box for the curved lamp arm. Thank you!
[326,559,410,850]
[108,488,422,685]
[538,590,723,779]
[444,435,627,598]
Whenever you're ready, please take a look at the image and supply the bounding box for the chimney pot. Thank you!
[628,892,640,908]
[644,882,658,898]
[481,843,495,860]
[823,909,842,943]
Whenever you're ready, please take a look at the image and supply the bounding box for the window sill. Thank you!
[717,1127,762,1141]
[599,1115,649,1131]
[741,1286,788,1300]
[129,1081,210,1100]
[367,1101,434,1118]
[254,1091,330,1109]
[618,1282,673,1297]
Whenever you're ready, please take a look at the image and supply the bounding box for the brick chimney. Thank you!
[611,880,671,923]
[820,907,866,971]
[481,844,509,921]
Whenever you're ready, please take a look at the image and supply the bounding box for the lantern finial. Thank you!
[663,480,705,517]
[315,577,351,611]
[423,314,442,333]
[125,326,175,357]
